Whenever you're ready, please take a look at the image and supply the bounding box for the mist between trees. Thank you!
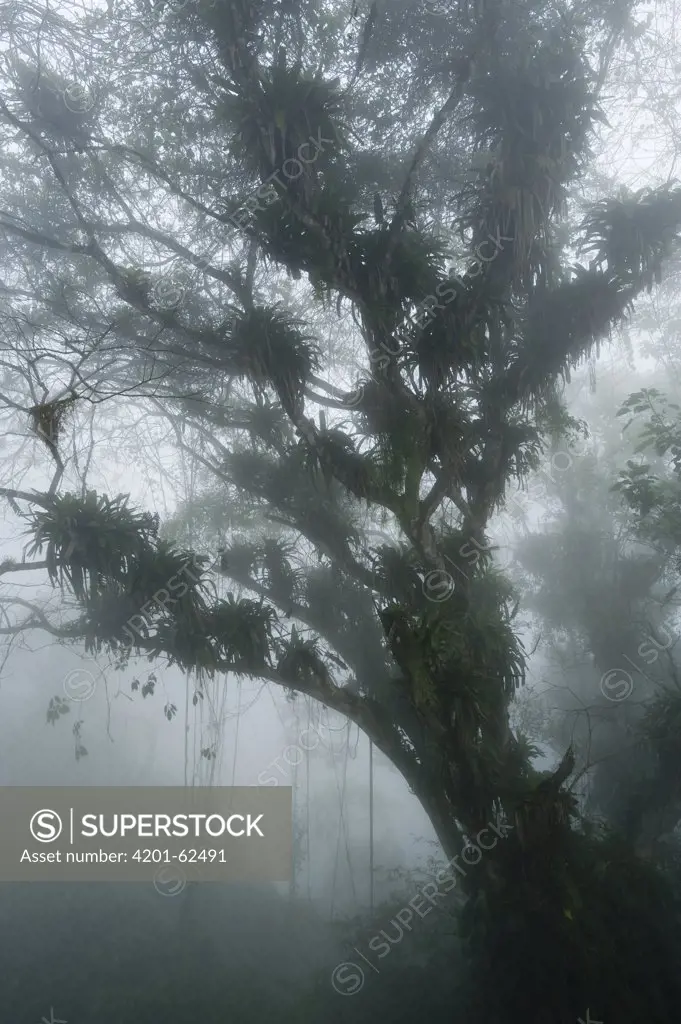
[3,1,681,1023]
[330,814,514,996]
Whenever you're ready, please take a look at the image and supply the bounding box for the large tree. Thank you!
[2,0,681,1019]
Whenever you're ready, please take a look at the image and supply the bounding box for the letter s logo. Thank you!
[30,809,63,843]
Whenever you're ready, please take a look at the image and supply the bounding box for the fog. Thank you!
[2,0,681,1022]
